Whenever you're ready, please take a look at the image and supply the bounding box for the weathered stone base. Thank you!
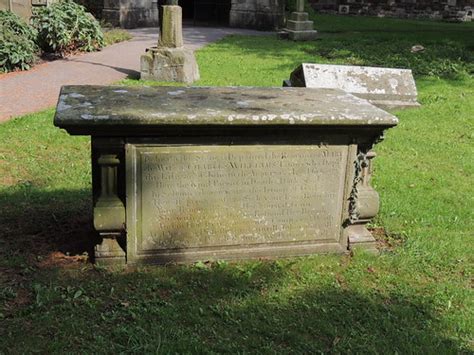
[140,47,200,84]
[347,225,378,254]
[281,11,317,41]
[284,29,318,41]
[95,236,126,266]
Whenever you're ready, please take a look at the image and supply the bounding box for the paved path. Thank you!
[0,27,266,122]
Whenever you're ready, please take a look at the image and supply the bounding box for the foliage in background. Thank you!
[0,10,38,72]
[32,0,104,56]
[285,0,316,15]
[103,28,132,46]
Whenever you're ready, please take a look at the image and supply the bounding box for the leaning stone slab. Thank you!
[55,85,398,265]
[287,63,420,109]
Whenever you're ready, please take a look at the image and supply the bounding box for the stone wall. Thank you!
[101,0,159,28]
[309,0,474,21]
[75,0,283,30]
[229,0,285,30]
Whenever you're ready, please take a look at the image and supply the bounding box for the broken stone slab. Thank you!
[286,63,420,110]
[55,86,398,265]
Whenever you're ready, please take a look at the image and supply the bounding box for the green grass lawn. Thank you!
[1,15,473,353]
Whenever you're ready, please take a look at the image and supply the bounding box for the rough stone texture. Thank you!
[140,46,200,83]
[55,85,398,265]
[280,0,317,41]
[158,5,183,47]
[140,5,199,83]
[230,0,285,30]
[102,0,159,28]
[55,86,398,130]
[288,63,420,109]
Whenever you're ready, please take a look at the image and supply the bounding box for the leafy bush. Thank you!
[0,11,38,72]
[32,0,104,56]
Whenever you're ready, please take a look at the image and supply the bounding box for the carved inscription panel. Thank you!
[132,145,348,251]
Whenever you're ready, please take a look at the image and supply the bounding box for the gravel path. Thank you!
[0,26,267,122]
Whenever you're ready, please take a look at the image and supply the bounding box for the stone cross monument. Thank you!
[281,0,317,41]
[140,1,199,83]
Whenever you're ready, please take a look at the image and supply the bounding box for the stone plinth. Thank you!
[287,63,420,110]
[284,11,318,40]
[140,47,199,83]
[140,5,199,84]
[54,86,398,265]
[281,0,317,41]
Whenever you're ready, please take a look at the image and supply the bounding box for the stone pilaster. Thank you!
[91,138,126,265]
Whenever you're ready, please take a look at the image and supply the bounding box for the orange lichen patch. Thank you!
[37,251,88,269]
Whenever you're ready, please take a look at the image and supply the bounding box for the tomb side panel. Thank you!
[127,145,349,257]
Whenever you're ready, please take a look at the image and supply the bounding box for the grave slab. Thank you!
[287,63,420,110]
[55,85,398,265]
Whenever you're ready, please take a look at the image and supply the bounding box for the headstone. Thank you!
[54,85,398,265]
[280,0,317,41]
[140,4,199,83]
[286,63,420,110]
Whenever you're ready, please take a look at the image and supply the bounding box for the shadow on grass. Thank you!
[0,258,466,353]
[0,187,467,352]
[0,186,95,264]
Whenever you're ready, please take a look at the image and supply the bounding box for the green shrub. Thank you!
[0,11,38,72]
[32,0,104,56]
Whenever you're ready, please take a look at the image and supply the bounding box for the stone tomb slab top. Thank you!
[55,86,397,134]
[289,63,419,109]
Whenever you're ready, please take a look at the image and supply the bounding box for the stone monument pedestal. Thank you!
[281,0,317,41]
[140,5,199,84]
[284,11,317,41]
[140,47,200,83]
